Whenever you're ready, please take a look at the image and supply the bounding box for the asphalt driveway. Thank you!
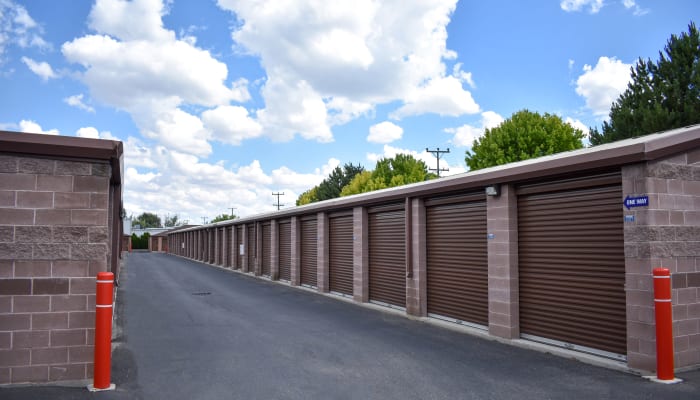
[2,252,698,399]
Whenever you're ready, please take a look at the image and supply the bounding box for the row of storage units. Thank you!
[168,171,627,359]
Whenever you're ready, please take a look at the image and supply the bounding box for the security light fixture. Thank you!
[485,184,500,197]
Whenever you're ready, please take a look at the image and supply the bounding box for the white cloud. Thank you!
[20,57,56,80]
[445,111,504,147]
[64,94,95,113]
[564,117,590,137]
[120,146,340,222]
[366,144,465,177]
[560,0,604,13]
[622,0,649,16]
[575,56,632,117]
[61,0,243,156]
[202,105,263,145]
[391,75,480,119]
[75,126,117,140]
[218,0,475,138]
[18,120,59,135]
[367,121,403,144]
[0,1,50,61]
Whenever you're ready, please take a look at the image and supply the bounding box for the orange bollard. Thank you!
[652,268,675,382]
[88,272,115,391]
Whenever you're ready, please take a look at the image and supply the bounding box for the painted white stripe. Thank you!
[653,276,670,279]
[95,304,113,308]
[96,280,113,283]
[654,299,672,302]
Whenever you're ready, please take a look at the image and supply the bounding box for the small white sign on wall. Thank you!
[239,244,245,255]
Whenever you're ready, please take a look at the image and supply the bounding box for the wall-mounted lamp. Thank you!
[485,184,501,197]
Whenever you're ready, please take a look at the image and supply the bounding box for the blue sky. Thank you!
[0,0,697,223]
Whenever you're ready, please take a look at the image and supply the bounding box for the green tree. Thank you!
[341,154,435,196]
[296,186,319,206]
[131,232,150,250]
[133,212,162,228]
[164,215,182,227]
[590,22,700,145]
[317,163,365,201]
[210,214,236,223]
[464,110,585,171]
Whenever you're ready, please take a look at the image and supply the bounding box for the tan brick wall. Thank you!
[623,149,700,371]
[0,155,111,384]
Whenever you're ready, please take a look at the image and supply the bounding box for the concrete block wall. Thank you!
[622,149,700,371]
[0,155,111,384]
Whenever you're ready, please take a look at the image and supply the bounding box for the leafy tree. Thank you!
[341,154,435,196]
[131,232,150,250]
[317,163,365,201]
[164,215,183,227]
[464,110,585,171]
[133,212,162,228]
[296,186,319,206]
[590,22,700,145]
[210,214,237,223]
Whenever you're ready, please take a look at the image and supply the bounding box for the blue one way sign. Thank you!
[624,195,649,209]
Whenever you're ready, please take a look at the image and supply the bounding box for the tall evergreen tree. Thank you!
[590,22,700,145]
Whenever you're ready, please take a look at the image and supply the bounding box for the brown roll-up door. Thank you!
[368,204,405,307]
[517,172,626,356]
[300,216,318,287]
[218,228,224,264]
[246,223,256,273]
[236,226,243,269]
[227,227,233,267]
[426,195,488,326]
[262,222,271,277]
[278,220,292,281]
[329,211,353,296]
[209,230,215,263]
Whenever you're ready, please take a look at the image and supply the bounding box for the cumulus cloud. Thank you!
[20,57,56,80]
[445,111,504,147]
[61,0,243,156]
[120,146,340,222]
[622,0,649,16]
[564,117,590,136]
[202,105,263,145]
[64,94,95,113]
[575,56,632,117]
[75,126,117,140]
[0,1,50,61]
[218,0,477,137]
[366,144,465,177]
[367,121,403,144]
[18,119,59,135]
[560,0,604,13]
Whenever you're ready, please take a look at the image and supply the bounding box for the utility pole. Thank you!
[272,192,284,211]
[229,207,237,218]
[201,217,207,225]
[426,147,450,177]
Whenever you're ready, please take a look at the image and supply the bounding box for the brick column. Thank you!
[406,198,427,317]
[291,216,300,286]
[487,184,519,339]
[317,212,329,293]
[271,220,279,280]
[353,206,368,303]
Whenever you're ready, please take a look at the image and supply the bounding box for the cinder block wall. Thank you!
[623,149,700,371]
[0,155,112,384]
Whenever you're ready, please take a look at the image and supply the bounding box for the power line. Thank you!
[272,192,285,210]
[426,147,450,177]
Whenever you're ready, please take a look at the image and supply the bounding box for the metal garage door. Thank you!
[278,220,292,281]
[227,227,233,267]
[218,228,224,265]
[300,216,317,287]
[236,226,243,270]
[247,223,256,274]
[329,211,353,296]
[368,203,405,308]
[262,222,271,277]
[517,172,626,358]
[426,193,488,326]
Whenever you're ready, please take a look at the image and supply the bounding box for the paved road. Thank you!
[2,252,698,399]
